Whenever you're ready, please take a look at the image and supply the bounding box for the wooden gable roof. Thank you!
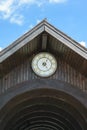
[0,19,87,77]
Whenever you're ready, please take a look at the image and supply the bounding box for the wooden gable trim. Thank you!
[0,20,87,63]
[0,21,45,63]
[44,22,87,60]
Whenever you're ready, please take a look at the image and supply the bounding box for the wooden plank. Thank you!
[0,57,86,94]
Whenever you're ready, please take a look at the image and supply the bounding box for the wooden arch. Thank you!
[0,79,87,130]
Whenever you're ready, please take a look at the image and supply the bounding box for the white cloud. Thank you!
[29,24,33,29]
[36,19,41,24]
[28,19,41,30]
[0,0,67,25]
[0,47,2,51]
[10,14,24,25]
[19,0,44,7]
[19,0,39,5]
[0,0,24,25]
[79,41,86,47]
[49,0,67,3]
[0,0,14,19]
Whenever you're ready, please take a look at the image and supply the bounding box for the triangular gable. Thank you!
[0,20,87,63]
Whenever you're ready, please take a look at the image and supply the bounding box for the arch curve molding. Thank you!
[0,79,87,130]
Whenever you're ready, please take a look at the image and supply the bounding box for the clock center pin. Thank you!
[42,62,46,66]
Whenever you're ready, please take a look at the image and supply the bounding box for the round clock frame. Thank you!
[31,52,57,77]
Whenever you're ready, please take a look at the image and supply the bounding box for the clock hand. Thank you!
[46,66,48,68]
[46,59,48,62]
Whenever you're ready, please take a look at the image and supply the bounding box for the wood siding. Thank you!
[0,55,87,94]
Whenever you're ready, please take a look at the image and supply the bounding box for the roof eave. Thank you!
[44,22,87,60]
[0,21,45,63]
[0,20,87,63]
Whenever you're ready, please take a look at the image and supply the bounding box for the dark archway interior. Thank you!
[0,89,87,130]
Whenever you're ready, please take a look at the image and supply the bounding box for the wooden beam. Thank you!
[41,33,48,51]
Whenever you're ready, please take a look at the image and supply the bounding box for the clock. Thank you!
[31,52,57,77]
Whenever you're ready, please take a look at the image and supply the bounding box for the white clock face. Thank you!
[31,52,57,77]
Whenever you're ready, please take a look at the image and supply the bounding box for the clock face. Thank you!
[31,52,57,77]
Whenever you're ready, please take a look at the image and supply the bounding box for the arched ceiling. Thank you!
[0,79,87,130]
[2,97,84,130]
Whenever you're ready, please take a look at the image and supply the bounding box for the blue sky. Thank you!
[0,0,87,51]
